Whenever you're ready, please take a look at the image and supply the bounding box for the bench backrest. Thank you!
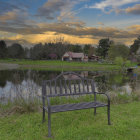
[42,72,95,97]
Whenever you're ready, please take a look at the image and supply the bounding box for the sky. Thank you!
[0,0,140,47]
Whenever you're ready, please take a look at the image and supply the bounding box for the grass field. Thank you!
[0,59,139,139]
[0,59,128,71]
[0,101,140,140]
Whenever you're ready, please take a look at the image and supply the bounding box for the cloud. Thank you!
[98,22,104,26]
[0,8,35,32]
[127,25,140,34]
[1,23,139,46]
[0,1,27,15]
[115,4,140,15]
[0,18,139,40]
[0,9,20,22]
[125,4,140,15]
[0,21,86,35]
[2,28,138,46]
[0,1,30,28]
[38,0,67,19]
[89,0,139,13]
[37,0,87,21]
[2,31,99,45]
[0,0,139,46]
[0,1,20,14]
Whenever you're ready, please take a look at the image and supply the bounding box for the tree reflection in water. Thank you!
[0,70,140,103]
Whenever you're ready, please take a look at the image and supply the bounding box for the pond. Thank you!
[0,69,140,103]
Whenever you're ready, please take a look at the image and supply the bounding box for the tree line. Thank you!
[0,36,140,61]
[0,40,93,60]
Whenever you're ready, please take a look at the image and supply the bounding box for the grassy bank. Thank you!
[0,101,140,140]
[1,90,140,115]
[0,59,123,71]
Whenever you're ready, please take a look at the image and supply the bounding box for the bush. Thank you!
[115,57,124,66]
[125,60,131,67]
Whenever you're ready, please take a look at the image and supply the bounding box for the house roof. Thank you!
[63,52,84,58]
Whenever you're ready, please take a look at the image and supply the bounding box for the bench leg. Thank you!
[42,107,45,123]
[48,109,51,137]
[94,108,96,115]
[107,105,111,125]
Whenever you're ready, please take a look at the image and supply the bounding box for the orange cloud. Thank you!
[0,23,139,46]
[0,10,18,22]
[125,4,140,15]
[127,24,140,30]
[2,31,98,45]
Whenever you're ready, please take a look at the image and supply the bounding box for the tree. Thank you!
[96,38,112,58]
[115,57,124,66]
[30,42,70,60]
[88,46,95,57]
[8,43,25,59]
[130,36,140,54]
[0,40,7,58]
[55,42,69,59]
[69,44,83,52]
[30,43,44,60]
[108,44,130,61]
[83,44,91,55]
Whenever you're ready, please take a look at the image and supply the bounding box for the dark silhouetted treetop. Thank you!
[130,36,140,54]
[96,38,113,58]
[7,43,25,59]
[0,40,7,58]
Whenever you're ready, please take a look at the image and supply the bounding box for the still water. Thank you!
[0,69,140,103]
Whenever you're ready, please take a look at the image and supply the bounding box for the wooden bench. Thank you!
[42,72,111,137]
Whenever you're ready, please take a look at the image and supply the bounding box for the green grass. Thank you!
[1,91,140,115]
[0,101,140,140]
[0,59,122,71]
[0,58,137,71]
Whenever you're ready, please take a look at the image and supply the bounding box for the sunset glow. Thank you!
[0,0,140,46]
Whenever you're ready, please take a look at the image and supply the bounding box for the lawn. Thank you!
[0,101,140,140]
[0,59,122,71]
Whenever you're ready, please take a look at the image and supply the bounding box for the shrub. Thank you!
[115,57,124,66]
[125,60,131,67]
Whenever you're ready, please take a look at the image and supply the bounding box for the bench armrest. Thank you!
[95,92,110,105]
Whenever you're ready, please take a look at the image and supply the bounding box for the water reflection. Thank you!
[0,69,140,102]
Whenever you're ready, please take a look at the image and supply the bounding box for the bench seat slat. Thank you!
[45,101,107,113]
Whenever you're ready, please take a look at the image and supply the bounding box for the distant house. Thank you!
[88,54,99,61]
[83,55,88,62]
[48,53,57,60]
[62,52,85,61]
